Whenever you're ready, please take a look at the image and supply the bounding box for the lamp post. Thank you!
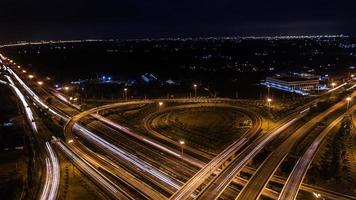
[158,101,163,109]
[346,97,352,112]
[193,84,197,98]
[124,88,128,102]
[267,98,272,130]
[267,85,270,98]
[179,140,185,158]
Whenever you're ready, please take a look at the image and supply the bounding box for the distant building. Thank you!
[141,73,158,83]
[265,75,320,95]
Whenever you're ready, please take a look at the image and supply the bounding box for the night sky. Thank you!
[1,0,356,42]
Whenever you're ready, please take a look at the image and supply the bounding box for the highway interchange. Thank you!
[1,52,356,200]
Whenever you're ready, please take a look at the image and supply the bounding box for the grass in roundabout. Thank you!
[151,106,251,154]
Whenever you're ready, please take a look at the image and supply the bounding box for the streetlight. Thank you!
[346,97,352,111]
[37,81,43,86]
[64,86,70,91]
[67,139,74,144]
[267,98,272,130]
[28,74,34,79]
[22,70,27,73]
[124,88,128,101]
[193,84,197,98]
[179,140,185,158]
[158,102,163,107]
[331,82,336,88]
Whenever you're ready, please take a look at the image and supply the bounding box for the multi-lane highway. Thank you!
[168,105,262,200]
[278,103,356,200]
[0,73,60,200]
[196,113,302,200]
[236,92,356,200]
[2,52,356,200]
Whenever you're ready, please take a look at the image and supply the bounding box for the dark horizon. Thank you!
[1,0,356,42]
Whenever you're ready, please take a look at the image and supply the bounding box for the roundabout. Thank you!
[148,105,252,153]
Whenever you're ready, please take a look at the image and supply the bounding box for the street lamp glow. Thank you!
[64,86,70,91]
[346,97,352,111]
[37,81,43,86]
[158,102,164,106]
[123,88,128,101]
[267,98,272,130]
[22,70,27,73]
[193,84,198,98]
[179,140,185,158]
[67,139,74,144]
[331,82,336,88]
[28,74,34,79]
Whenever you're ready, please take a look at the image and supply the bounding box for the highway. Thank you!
[236,91,356,200]
[66,101,207,168]
[40,142,60,200]
[0,74,60,200]
[3,53,355,200]
[2,60,137,198]
[3,59,170,198]
[85,119,198,185]
[278,103,356,200]
[237,166,356,200]
[53,137,132,200]
[61,96,263,198]
[168,105,262,200]
[195,113,302,200]
[6,59,183,198]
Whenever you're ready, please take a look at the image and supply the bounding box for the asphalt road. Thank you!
[236,92,356,200]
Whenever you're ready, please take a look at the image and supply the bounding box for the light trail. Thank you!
[92,114,183,159]
[0,75,60,200]
[347,83,356,91]
[74,124,182,189]
[278,104,356,200]
[6,66,66,120]
[194,116,300,200]
[4,63,182,194]
[1,75,38,133]
[40,158,52,200]
[39,143,60,200]
[46,142,60,200]
[327,82,347,93]
[54,138,131,200]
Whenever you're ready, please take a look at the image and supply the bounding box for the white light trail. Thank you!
[46,142,60,200]
[56,140,119,194]
[74,124,181,189]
